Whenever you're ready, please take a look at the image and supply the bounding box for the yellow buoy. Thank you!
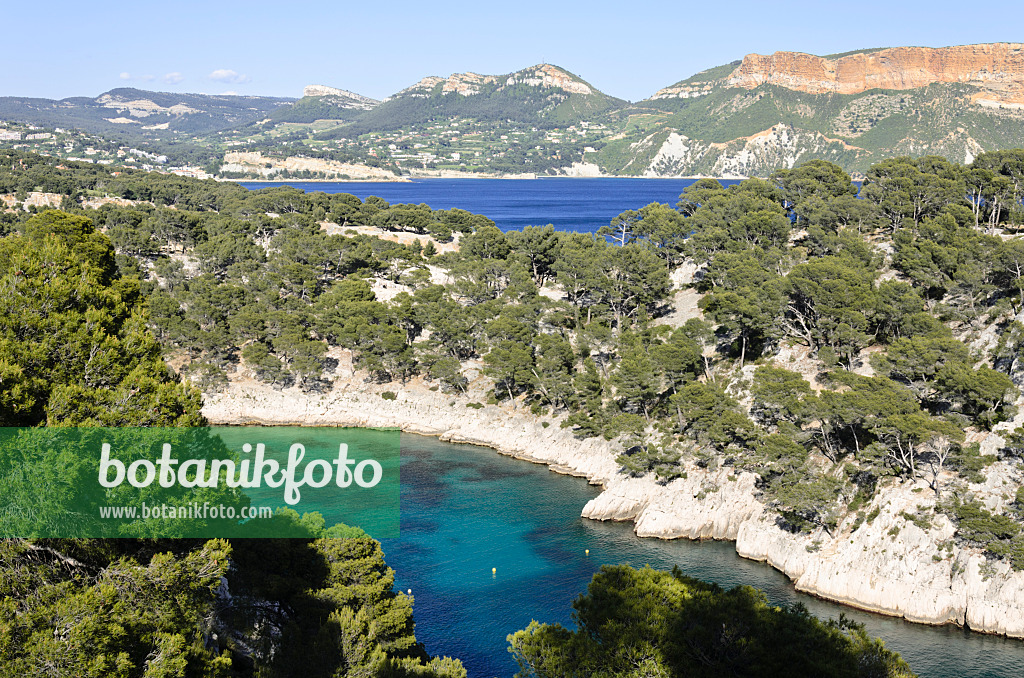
[492,567,497,575]
[585,549,590,556]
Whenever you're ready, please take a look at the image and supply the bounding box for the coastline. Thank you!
[227,173,719,184]
[226,177,412,184]
[203,375,1024,640]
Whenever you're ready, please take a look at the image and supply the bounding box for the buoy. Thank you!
[585,549,590,556]
[407,589,412,594]
[492,567,496,575]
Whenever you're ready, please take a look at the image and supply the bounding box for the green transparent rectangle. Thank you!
[0,427,399,538]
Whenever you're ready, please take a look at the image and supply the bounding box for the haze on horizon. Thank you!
[7,0,1024,103]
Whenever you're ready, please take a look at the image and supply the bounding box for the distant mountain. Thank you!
[0,87,293,141]
[4,46,1024,178]
[594,43,1024,177]
[269,86,380,123]
[301,85,379,107]
[317,64,625,138]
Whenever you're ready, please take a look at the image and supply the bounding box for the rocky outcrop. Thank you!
[392,64,593,99]
[0,191,63,211]
[203,376,1024,639]
[395,73,499,98]
[505,64,593,95]
[96,94,200,117]
[80,195,154,210]
[301,85,379,109]
[649,83,714,100]
[641,126,865,178]
[222,151,405,181]
[441,73,495,96]
[202,379,620,482]
[728,43,1024,105]
[584,467,1024,636]
[560,161,605,177]
[319,222,461,255]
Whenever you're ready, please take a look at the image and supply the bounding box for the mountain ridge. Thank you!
[724,43,1024,105]
[374,63,599,100]
[3,45,1024,178]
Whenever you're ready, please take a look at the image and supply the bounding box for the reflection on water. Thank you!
[380,434,1024,678]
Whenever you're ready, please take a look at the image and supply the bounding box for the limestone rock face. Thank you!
[396,73,500,98]
[642,126,864,179]
[301,85,379,109]
[505,64,593,95]
[392,64,593,99]
[585,461,1024,637]
[649,83,714,100]
[583,468,763,540]
[440,73,496,96]
[728,43,1024,105]
[95,94,200,117]
[202,382,621,483]
[221,151,402,181]
[203,380,1024,639]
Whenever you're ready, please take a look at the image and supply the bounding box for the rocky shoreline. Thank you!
[203,378,1024,639]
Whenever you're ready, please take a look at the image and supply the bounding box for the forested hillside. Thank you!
[7,147,1024,670]
[0,201,465,675]
[4,149,1024,565]
[5,149,1024,549]
[0,88,293,141]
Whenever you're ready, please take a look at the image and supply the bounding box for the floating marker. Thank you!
[407,589,412,594]
[492,567,496,575]
[585,549,590,556]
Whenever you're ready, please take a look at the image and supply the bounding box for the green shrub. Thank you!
[941,498,1024,570]
[508,565,915,678]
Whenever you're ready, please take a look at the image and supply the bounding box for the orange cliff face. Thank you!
[727,43,1024,105]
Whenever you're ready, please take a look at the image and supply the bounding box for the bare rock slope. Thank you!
[728,43,1024,105]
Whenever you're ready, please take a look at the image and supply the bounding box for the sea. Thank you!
[382,434,1024,678]
[238,179,1024,677]
[239,177,738,234]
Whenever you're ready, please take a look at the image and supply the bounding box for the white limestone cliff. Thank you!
[203,377,1024,638]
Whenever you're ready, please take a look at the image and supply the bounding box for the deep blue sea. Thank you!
[239,178,738,233]
[382,435,1024,678]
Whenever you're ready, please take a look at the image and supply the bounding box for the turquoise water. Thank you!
[380,434,1024,678]
[213,427,402,536]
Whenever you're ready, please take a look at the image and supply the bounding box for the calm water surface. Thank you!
[237,179,1023,676]
[381,435,1024,678]
[240,178,737,233]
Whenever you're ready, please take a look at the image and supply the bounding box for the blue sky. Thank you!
[6,0,1024,102]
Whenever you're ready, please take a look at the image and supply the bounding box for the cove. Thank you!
[380,433,1024,678]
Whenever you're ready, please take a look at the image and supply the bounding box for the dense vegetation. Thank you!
[6,146,1024,671]
[508,565,914,678]
[0,88,292,142]
[0,206,465,676]
[323,78,622,139]
[270,95,372,124]
[11,148,1022,564]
